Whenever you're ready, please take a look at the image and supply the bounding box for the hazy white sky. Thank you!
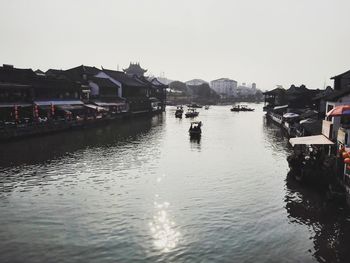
[0,0,349,90]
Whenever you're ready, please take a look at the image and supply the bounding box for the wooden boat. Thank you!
[187,103,202,108]
[175,105,183,118]
[204,105,210,110]
[189,121,202,137]
[185,108,199,118]
[230,105,254,112]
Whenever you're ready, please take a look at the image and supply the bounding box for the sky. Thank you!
[0,0,349,90]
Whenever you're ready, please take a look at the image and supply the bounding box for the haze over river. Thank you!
[1,104,350,263]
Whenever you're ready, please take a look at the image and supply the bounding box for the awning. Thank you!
[327,105,350,117]
[56,105,85,111]
[0,103,32,108]
[289,135,334,147]
[34,100,84,106]
[93,101,126,107]
[273,105,288,110]
[84,104,108,112]
[299,118,316,124]
[149,97,160,102]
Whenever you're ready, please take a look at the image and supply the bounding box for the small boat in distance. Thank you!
[189,121,202,137]
[230,105,254,112]
[185,108,199,118]
[187,103,203,108]
[204,105,210,110]
[175,105,183,118]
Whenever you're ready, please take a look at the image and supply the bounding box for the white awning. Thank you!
[289,135,334,147]
[149,97,160,102]
[93,102,125,107]
[34,100,84,106]
[273,105,288,110]
[84,104,108,111]
[56,105,85,111]
[0,103,32,108]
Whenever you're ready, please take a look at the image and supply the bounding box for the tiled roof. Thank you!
[0,66,36,84]
[102,69,147,88]
[263,87,285,95]
[91,77,119,88]
[331,69,350,80]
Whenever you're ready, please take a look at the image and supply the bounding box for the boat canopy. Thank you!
[273,105,288,110]
[283,112,299,118]
[289,135,334,147]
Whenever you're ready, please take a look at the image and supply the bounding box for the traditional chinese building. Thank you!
[123,62,147,77]
[102,68,151,113]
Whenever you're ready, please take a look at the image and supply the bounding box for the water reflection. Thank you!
[150,174,180,253]
[0,115,164,167]
[263,114,350,262]
[150,200,180,252]
[189,136,201,147]
[2,105,350,262]
[0,115,164,196]
[262,116,291,153]
[285,177,350,262]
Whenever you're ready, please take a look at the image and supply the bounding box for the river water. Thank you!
[1,104,350,263]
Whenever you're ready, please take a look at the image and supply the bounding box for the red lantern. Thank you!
[339,146,346,154]
[33,104,39,119]
[14,105,19,121]
[342,152,350,159]
[51,103,55,116]
[344,158,350,164]
[36,109,39,118]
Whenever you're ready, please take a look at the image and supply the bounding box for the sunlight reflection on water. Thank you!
[150,174,180,253]
[150,200,180,253]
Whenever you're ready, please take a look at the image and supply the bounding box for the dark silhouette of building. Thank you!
[331,70,350,91]
[123,62,147,77]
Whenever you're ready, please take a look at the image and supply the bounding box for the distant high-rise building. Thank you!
[210,78,237,97]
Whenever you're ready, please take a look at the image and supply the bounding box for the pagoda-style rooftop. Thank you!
[123,62,147,77]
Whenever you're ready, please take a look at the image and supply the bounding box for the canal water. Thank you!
[1,105,350,263]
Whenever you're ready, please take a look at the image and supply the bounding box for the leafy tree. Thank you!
[169,81,187,92]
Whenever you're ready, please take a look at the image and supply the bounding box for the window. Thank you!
[326,104,334,121]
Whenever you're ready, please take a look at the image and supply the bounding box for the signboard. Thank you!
[338,128,346,144]
[322,120,333,138]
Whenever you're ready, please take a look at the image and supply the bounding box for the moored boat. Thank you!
[230,105,254,112]
[187,103,202,108]
[185,108,199,118]
[204,105,210,110]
